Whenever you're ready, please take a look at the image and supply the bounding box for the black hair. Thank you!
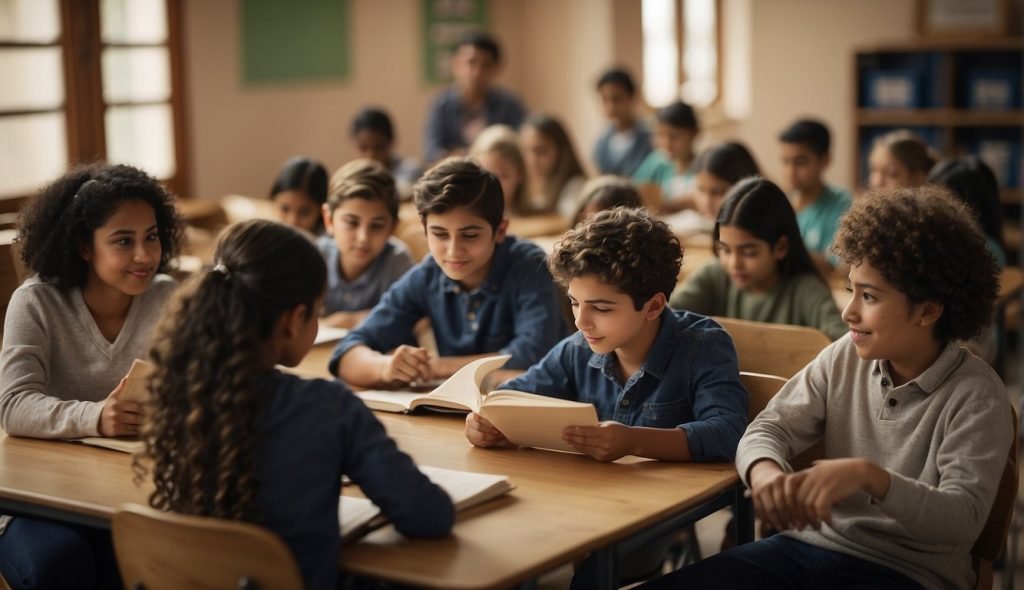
[715,177,822,282]
[414,157,504,231]
[269,157,328,206]
[596,68,636,95]
[17,162,182,291]
[455,31,501,63]
[657,101,698,131]
[350,107,395,142]
[926,156,1004,257]
[778,118,831,156]
[694,141,760,184]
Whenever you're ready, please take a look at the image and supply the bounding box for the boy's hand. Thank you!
[748,460,808,532]
[793,458,881,528]
[98,378,144,437]
[378,345,431,385]
[562,421,632,462]
[465,412,509,448]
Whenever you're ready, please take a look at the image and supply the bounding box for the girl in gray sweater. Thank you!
[0,163,181,590]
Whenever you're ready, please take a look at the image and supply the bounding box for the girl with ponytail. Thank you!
[138,219,453,590]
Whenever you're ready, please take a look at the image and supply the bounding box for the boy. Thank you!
[466,207,748,463]
[633,101,700,213]
[331,157,563,387]
[592,68,653,177]
[778,118,852,274]
[317,159,414,329]
[642,187,1010,590]
[349,107,422,199]
[423,32,527,164]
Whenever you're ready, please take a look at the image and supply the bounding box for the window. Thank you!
[641,0,720,108]
[0,0,187,207]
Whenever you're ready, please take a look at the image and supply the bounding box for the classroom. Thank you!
[0,0,1022,589]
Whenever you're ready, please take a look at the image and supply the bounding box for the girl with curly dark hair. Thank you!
[137,219,453,590]
[0,162,182,590]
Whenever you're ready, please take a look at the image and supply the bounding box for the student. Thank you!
[927,156,1006,268]
[778,118,852,272]
[270,156,328,235]
[571,176,644,227]
[0,163,182,590]
[633,101,700,211]
[469,124,529,215]
[331,157,563,387]
[138,219,453,590]
[350,106,423,199]
[670,177,847,341]
[521,113,587,217]
[691,140,760,222]
[868,129,936,190]
[317,159,415,329]
[423,31,527,164]
[592,68,653,176]
[642,186,1010,590]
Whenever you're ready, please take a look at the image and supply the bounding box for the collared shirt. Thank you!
[316,235,414,315]
[500,310,749,462]
[737,336,1013,590]
[795,184,852,266]
[423,86,527,163]
[330,236,564,374]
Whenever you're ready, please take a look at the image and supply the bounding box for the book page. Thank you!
[481,391,598,453]
[314,323,349,346]
[415,354,511,412]
[339,495,384,541]
[354,390,422,413]
[73,437,144,454]
[120,359,154,404]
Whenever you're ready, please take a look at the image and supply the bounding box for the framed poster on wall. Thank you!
[423,0,487,84]
[242,0,349,83]
[916,0,1013,37]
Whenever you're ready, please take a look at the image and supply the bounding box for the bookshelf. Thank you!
[853,37,1024,260]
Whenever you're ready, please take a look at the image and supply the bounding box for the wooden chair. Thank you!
[112,503,304,590]
[713,316,831,379]
[739,371,789,422]
[971,406,1019,590]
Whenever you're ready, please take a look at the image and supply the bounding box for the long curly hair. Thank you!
[135,219,326,521]
[17,162,181,291]
[550,207,682,310]
[832,186,998,343]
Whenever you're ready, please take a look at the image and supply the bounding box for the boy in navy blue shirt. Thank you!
[466,207,748,463]
[331,157,563,388]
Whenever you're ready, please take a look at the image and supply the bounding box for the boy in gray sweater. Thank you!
[642,186,1011,590]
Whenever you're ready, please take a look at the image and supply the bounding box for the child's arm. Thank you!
[338,344,431,388]
[499,253,564,370]
[562,423,692,462]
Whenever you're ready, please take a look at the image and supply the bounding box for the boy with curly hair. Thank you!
[642,186,1011,590]
[466,206,748,463]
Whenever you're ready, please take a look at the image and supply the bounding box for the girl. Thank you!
[469,124,529,215]
[927,156,1006,268]
[691,141,760,221]
[670,177,847,341]
[633,101,700,212]
[520,113,587,218]
[571,175,643,227]
[350,106,422,199]
[867,129,936,190]
[0,163,182,589]
[270,156,328,235]
[138,219,453,590]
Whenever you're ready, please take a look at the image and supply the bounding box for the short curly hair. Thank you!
[550,207,683,310]
[832,186,998,343]
[17,162,182,291]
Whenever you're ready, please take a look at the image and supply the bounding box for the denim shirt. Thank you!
[423,86,527,163]
[501,310,749,462]
[330,236,564,375]
[316,235,414,315]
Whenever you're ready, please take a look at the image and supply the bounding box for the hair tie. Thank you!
[212,263,232,279]
[73,179,97,200]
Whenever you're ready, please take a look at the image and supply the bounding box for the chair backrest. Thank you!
[112,503,304,590]
[713,316,831,379]
[738,371,789,423]
[971,406,1019,589]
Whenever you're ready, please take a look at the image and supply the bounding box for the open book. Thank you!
[74,359,154,453]
[356,355,598,453]
[314,323,349,346]
[340,464,514,541]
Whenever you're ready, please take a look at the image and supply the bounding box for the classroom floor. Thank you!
[538,340,1024,590]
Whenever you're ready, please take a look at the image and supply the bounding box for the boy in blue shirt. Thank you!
[778,118,852,275]
[466,207,748,463]
[331,157,563,387]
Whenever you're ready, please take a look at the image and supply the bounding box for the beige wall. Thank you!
[183,0,918,198]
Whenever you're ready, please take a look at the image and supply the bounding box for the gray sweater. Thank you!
[0,274,177,438]
[737,335,1013,590]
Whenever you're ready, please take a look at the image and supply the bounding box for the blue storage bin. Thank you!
[964,69,1021,110]
[976,139,1022,187]
[864,69,921,109]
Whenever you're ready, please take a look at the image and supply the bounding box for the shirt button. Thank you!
[621,399,630,407]
[471,323,478,331]
[888,398,898,407]
[881,378,890,387]
[467,312,476,321]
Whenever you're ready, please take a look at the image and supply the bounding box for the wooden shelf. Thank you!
[857,37,1023,53]
[856,109,1024,127]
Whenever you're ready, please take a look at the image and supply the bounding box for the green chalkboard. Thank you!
[422,0,487,84]
[241,0,349,83]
